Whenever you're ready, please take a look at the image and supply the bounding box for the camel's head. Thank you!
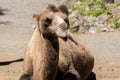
[33,4,69,40]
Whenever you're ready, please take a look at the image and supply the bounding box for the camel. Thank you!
[57,34,94,80]
[20,4,94,80]
[19,5,69,80]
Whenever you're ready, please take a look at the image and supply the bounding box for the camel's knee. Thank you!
[19,74,31,80]
[63,70,81,80]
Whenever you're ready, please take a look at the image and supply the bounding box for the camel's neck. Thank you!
[43,35,59,53]
[31,28,59,80]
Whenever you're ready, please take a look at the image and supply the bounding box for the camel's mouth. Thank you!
[62,37,68,41]
[56,28,69,41]
[59,36,69,41]
[61,36,68,41]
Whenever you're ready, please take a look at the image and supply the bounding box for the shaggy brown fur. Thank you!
[57,34,94,80]
[19,4,69,80]
[20,4,94,80]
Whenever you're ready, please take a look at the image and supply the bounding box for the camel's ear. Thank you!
[59,5,69,15]
[47,4,58,12]
[32,14,40,30]
[32,14,40,22]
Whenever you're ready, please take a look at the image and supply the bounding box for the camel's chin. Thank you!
[56,30,68,41]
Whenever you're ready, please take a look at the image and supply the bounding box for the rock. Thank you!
[102,28,109,32]
[98,14,109,22]
[69,11,109,33]
[69,10,84,32]
[111,69,114,71]
[109,28,115,32]
[107,22,116,28]
[101,27,115,32]
[112,6,120,18]
[84,16,105,33]
[89,27,97,34]
[85,6,90,11]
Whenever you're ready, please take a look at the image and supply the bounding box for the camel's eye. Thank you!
[44,17,51,24]
[42,17,52,27]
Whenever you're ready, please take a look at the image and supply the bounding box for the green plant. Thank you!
[68,0,111,16]
[80,0,92,2]
[69,28,78,33]
[108,17,120,29]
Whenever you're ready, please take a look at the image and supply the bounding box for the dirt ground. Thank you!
[0,32,120,80]
[79,32,120,80]
[0,0,120,80]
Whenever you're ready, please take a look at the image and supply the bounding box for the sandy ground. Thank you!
[79,32,120,80]
[0,0,120,80]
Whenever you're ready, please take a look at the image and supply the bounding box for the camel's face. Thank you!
[33,5,69,39]
[41,12,68,38]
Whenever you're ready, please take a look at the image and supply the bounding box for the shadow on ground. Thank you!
[0,21,11,25]
[0,8,8,15]
[0,58,23,66]
[0,8,11,25]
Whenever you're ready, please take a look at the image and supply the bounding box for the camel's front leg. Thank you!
[19,51,33,80]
